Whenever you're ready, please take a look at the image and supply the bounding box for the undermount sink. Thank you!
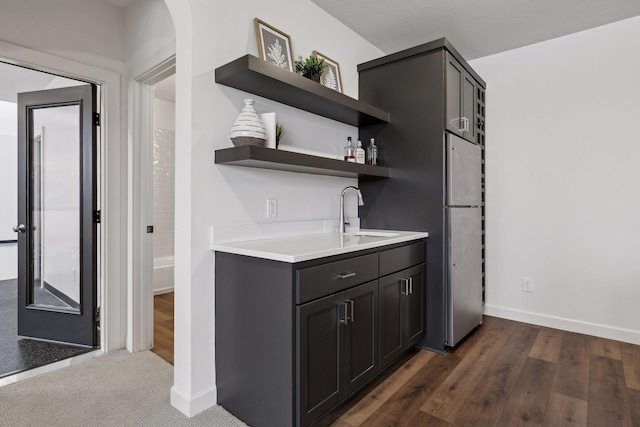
[349,231,400,238]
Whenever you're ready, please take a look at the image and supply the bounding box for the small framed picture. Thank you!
[313,51,343,93]
[254,18,294,72]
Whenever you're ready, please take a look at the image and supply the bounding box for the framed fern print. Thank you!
[313,51,343,93]
[254,18,294,72]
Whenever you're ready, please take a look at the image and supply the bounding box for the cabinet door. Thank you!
[403,264,426,346]
[462,72,476,142]
[445,54,464,136]
[345,280,379,395]
[298,293,346,427]
[379,270,405,369]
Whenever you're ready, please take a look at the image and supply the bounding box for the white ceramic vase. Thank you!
[230,99,267,147]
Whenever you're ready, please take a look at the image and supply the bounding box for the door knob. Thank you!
[13,224,26,233]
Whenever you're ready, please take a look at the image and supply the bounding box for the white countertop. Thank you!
[212,229,429,262]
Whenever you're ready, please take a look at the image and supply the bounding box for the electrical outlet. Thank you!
[522,277,534,292]
[267,199,277,218]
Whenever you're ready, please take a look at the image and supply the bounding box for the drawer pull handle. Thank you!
[337,272,356,279]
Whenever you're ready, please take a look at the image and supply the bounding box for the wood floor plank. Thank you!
[619,342,640,390]
[359,353,461,427]
[496,357,556,426]
[529,327,564,363]
[542,392,588,427]
[420,330,509,423]
[591,336,622,360]
[627,387,640,426]
[588,354,632,427]
[454,323,539,426]
[407,410,452,426]
[337,350,435,426]
[151,292,174,365]
[551,332,590,400]
[452,316,517,359]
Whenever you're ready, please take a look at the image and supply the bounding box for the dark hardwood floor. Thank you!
[151,292,174,365]
[148,292,639,426]
[321,316,640,427]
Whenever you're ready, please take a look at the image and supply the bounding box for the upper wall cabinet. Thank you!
[215,55,390,127]
[445,52,477,143]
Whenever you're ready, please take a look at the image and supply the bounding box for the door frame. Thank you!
[0,40,125,352]
[128,55,176,352]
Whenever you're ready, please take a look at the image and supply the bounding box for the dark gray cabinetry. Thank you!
[297,280,378,427]
[446,52,477,143]
[357,38,485,352]
[379,264,425,369]
[215,238,426,427]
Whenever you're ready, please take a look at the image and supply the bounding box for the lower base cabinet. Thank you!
[298,280,378,427]
[380,264,426,369]
[215,239,426,427]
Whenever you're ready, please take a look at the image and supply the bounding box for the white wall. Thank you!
[0,0,125,72]
[163,0,385,416]
[470,16,640,344]
[0,101,17,281]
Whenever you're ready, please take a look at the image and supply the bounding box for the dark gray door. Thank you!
[16,84,98,347]
[445,53,464,136]
[345,280,378,395]
[379,271,404,369]
[403,264,426,345]
[298,292,345,426]
[462,72,476,142]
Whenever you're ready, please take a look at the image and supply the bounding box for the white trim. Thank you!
[0,40,125,353]
[170,385,217,418]
[484,304,640,345]
[0,349,103,388]
[127,80,156,353]
[127,53,176,353]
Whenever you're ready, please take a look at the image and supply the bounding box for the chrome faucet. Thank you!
[340,186,364,234]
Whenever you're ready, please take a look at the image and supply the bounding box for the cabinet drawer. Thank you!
[296,253,378,304]
[379,240,425,277]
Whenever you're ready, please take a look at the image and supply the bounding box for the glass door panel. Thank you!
[31,105,81,312]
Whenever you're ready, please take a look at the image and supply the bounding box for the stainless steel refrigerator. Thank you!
[446,133,483,346]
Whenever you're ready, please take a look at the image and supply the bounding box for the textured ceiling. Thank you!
[311,0,640,60]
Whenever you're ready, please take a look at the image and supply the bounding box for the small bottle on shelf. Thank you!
[355,140,365,164]
[344,137,356,162]
[366,138,378,166]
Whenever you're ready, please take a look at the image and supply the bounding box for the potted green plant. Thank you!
[295,55,326,82]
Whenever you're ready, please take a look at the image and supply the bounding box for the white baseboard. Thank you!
[484,304,640,345]
[153,286,174,296]
[170,385,217,418]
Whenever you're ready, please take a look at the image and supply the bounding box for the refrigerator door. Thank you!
[446,133,482,206]
[447,207,483,346]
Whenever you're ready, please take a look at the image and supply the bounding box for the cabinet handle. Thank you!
[459,117,469,132]
[401,278,410,295]
[349,300,355,323]
[337,272,356,279]
[340,302,349,324]
[409,277,414,295]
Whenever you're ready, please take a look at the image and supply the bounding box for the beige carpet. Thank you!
[0,350,248,427]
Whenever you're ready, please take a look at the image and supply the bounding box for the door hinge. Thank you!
[94,210,101,223]
[93,112,100,126]
[94,307,100,323]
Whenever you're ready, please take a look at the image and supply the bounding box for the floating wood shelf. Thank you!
[215,55,390,127]
[215,145,390,179]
